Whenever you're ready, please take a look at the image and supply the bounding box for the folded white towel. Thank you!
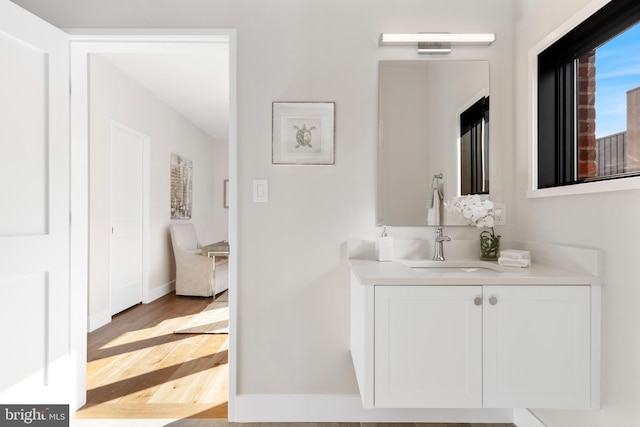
[498,257,531,268]
[499,249,531,260]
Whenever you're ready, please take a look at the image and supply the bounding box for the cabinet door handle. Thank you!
[489,296,498,305]
[474,297,483,306]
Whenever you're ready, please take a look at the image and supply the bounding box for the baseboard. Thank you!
[514,408,547,427]
[147,281,175,303]
[233,394,513,423]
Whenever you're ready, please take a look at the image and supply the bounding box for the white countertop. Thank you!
[349,258,602,286]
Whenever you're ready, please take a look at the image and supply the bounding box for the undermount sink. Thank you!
[402,259,504,273]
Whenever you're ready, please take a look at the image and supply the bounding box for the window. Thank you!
[537,0,640,189]
[460,96,490,194]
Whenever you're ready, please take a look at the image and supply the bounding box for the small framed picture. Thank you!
[272,102,335,165]
[223,179,229,208]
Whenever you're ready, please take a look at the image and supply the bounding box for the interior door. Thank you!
[110,121,144,315]
[0,0,70,403]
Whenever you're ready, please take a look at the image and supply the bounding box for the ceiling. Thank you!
[100,46,229,140]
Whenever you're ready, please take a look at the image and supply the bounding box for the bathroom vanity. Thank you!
[349,247,601,411]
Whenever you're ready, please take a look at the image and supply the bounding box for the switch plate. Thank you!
[493,203,506,225]
[253,179,268,203]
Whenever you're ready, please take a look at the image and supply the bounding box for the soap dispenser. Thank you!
[375,226,394,262]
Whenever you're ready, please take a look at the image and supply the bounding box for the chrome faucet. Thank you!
[433,227,452,261]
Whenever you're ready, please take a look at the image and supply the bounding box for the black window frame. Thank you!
[537,0,640,189]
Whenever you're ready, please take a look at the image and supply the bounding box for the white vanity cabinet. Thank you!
[374,285,483,408]
[351,272,596,410]
[482,285,591,408]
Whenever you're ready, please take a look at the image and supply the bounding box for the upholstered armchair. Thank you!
[169,223,215,297]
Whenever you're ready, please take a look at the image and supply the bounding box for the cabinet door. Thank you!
[483,286,591,408]
[375,285,483,408]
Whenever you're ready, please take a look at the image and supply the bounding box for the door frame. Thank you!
[68,30,238,419]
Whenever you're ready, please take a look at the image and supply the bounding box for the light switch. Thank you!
[253,179,268,203]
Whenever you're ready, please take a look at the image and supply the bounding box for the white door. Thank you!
[0,0,70,403]
[110,122,145,315]
[483,285,591,408]
[374,285,483,408]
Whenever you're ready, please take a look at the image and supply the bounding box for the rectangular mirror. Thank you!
[378,60,490,226]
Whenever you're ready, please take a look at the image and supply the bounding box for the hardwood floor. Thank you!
[75,292,229,419]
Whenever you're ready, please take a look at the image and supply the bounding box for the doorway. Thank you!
[68,32,237,418]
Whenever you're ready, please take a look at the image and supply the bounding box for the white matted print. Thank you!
[272,102,335,165]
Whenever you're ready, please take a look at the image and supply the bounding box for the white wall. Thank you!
[12,0,515,413]
[88,54,220,327]
[212,138,230,243]
[514,0,640,426]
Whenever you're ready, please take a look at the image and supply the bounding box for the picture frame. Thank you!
[224,179,229,208]
[272,101,335,165]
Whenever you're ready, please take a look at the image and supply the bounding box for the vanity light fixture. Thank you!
[379,33,496,55]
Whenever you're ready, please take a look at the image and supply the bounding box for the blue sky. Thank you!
[595,22,640,138]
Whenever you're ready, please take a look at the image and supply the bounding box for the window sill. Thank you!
[527,175,640,198]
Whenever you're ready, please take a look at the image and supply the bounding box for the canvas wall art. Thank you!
[170,153,193,219]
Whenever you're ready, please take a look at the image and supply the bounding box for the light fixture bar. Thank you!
[379,33,496,46]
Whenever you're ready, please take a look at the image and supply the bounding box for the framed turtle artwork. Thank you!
[272,101,335,165]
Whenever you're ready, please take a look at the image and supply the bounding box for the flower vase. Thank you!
[480,229,500,260]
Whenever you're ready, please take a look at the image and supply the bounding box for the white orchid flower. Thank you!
[445,194,501,230]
